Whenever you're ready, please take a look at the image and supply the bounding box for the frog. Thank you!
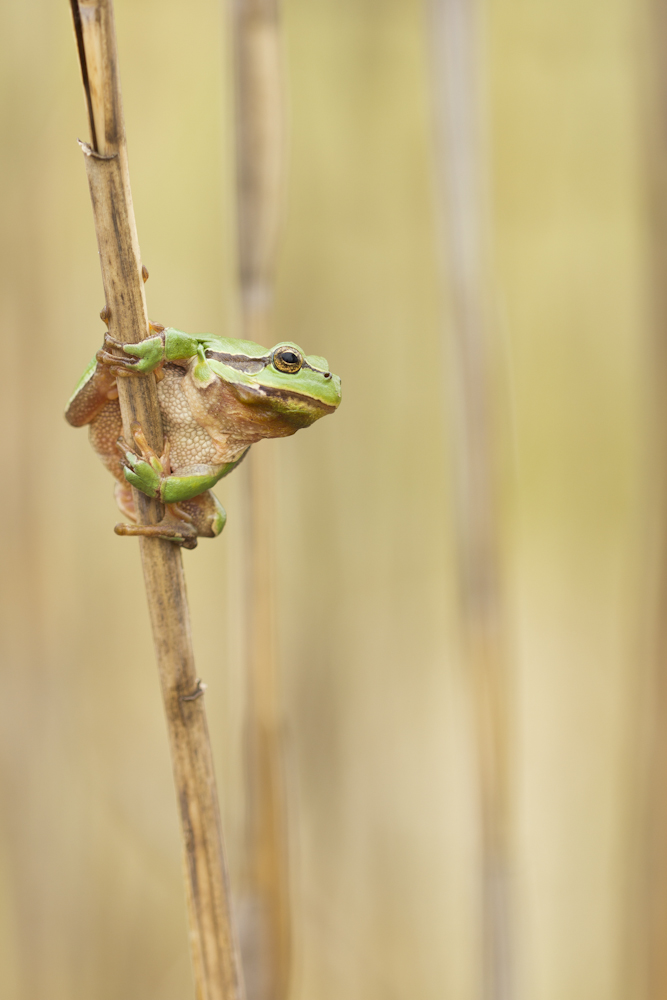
[65,320,341,548]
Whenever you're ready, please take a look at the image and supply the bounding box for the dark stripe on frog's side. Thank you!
[204,350,331,377]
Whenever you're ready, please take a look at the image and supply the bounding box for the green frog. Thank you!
[66,321,341,547]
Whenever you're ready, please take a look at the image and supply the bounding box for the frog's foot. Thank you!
[167,491,227,538]
[96,324,166,378]
[114,519,198,549]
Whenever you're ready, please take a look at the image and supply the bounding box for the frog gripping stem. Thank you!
[67,3,245,999]
[114,423,200,547]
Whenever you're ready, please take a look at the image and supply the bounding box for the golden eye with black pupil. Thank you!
[272,347,303,374]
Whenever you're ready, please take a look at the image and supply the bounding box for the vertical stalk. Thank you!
[230,1,290,998]
[429,1,513,997]
[68,3,245,998]
[233,0,284,342]
[637,2,667,996]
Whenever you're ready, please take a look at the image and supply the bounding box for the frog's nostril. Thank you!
[324,372,331,379]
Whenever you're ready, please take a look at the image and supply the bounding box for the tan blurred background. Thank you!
[0,0,659,997]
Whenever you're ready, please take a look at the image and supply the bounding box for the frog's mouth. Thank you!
[231,381,338,423]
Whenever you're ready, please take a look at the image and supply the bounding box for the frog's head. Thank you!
[205,338,341,439]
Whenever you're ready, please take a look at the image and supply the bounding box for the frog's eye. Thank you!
[272,347,303,374]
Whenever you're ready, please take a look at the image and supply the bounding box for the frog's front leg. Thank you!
[97,328,167,377]
[120,421,246,501]
[97,325,202,378]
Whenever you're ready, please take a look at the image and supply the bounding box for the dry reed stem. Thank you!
[231,1,290,997]
[429,0,513,997]
[69,3,245,998]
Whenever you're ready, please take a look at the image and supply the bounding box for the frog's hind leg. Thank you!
[167,490,227,538]
[114,462,226,538]
[89,398,125,481]
[113,490,225,548]
[114,481,137,522]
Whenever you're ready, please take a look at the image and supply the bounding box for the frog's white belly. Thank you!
[157,366,221,471]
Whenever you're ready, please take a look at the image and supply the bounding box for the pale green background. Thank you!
[0,0,652,997]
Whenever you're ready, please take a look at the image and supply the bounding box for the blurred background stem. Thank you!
[229,1,290,998]
[638,1,667,995]
[429,0,513,997]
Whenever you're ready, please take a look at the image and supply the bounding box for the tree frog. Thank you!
[66,321,341,547]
